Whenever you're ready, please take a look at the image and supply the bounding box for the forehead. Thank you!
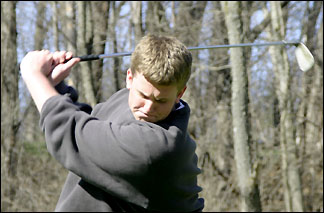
[133,73,178,98]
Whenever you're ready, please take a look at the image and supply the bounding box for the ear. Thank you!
[176,86,186,103]
[126,69,133,89]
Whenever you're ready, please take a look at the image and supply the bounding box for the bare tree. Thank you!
[63,1,79,89]
[174,1,207,137]
[145,2,169,35]
[195,3,234,210]
[77,1,97,106]
[221,1,262,211]
[1,0,20,204]
[268,2,304,211]
[110,1,126,92]
[34,1,48,50]
[90,1,109,102]
[296,2,323,211]
[52,1,59,50]
[131,1,143,44]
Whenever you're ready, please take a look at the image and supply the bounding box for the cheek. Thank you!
[129,92,144,108]
[158,102,174,114]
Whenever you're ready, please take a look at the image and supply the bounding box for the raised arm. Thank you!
[20,50,80,112]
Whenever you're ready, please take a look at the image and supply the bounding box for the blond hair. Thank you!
[131,34,192,91]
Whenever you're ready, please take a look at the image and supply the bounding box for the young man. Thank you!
[20,35,204,211]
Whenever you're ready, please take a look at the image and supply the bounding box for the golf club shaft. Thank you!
[74,41,300,61]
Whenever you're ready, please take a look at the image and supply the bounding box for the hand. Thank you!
[50,51,80,86]
[20,50,80,112]
[20,50,80,86]
[20,50,54,79]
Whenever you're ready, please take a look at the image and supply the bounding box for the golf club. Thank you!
[74,41,314,72]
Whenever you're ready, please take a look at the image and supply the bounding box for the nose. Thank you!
[142,99,154,114]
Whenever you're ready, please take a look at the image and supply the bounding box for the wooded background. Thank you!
[1,1,323,212]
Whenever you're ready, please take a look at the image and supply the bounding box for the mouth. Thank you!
[135,110,156,120]
[137,111,153,117]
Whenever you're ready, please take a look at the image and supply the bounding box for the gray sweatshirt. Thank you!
[40,83,204,212]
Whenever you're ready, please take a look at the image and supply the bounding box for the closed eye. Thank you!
[156,99,167,103]
[137,90,167,103]
[137,90,148,99]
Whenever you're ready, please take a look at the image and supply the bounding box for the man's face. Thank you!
[126,69,186,123]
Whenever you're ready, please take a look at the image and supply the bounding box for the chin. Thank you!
[136,115,162,123]
[138,117,158,123]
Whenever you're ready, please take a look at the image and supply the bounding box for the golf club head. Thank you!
[295,43,315,72]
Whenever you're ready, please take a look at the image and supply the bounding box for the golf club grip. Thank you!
[77,54,100,61]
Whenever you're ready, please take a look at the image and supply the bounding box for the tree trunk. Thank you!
[111,1,126,92]
[77,1,97,106]
[63,1,79,89]
[64,1,77,50]
[301,3,323,211]
[221,1,262,211]
[1,1,19,203]
[131,2,143,44]
[145,2,169,35]
[174,1,207,138]
[204,1,232,177]
[296,2,322,157]
[52,1,59,50]
[268,2,304,211]
[91,1,109,102]
[34,1,47,50]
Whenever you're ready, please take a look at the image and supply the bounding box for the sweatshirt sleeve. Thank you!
[54,81,92,114]
[55,81,79,102]
[39,95,165,206]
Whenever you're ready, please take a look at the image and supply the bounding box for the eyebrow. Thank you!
[137,89,168,101]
